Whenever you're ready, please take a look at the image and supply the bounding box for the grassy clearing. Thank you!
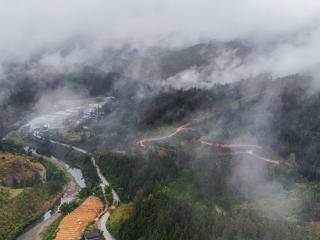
[0,155,68,240]
[59,129,84,143]
[0,153,46,187]
[40,215,64,240]
[5,131,26,146]
[0,186,24,199]
[0,185,60,240]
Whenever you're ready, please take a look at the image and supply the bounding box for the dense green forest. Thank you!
[0,5,320,237]
[2,61,320,239]
[96,147,318,239]
[87,75,320,239]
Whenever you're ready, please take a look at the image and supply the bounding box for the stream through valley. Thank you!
[16,97,118,240]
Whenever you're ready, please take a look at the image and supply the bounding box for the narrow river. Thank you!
[45,138,119,240]
[17,154,83,240]
[16,98,119,240]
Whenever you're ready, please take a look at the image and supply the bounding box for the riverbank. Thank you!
[0,151,69,240]
[47,139,120,240]
[16,156,81,240]
[14,98,120,240]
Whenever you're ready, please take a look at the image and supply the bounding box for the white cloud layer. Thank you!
[1,0,320,80]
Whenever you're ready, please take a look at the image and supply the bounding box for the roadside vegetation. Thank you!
[36,141,105,240]
[39,215,64,240]
[97,146,320,240]
[91,75,320,240]
[0,151,68,240]
[3,72,320,239]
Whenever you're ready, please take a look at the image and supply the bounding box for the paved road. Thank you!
[17,174,80,240]
[49,140,120,240]
[25,105,120,240]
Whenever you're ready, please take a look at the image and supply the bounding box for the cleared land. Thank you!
[0,153,68,240]
[0,153,46,187]
[0,186,24,198]
[55,196,103,240]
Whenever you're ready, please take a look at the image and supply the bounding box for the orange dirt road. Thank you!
[136,119,281,166]
[55,196,103,240]
[199,140,262,150]
[137,123,193,147]
[199,140,281,165]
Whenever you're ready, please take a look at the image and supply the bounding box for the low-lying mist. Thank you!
[1,2,320,237]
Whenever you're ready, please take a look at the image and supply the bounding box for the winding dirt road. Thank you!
[137,123,193,147]
[137,122,281,165]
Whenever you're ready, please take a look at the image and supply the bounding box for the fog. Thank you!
[1,0,320,80]
[2,0,318,227]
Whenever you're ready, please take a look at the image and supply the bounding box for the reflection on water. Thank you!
[17,98,109,238]
[64,162,86,188]
[42,158,86,220]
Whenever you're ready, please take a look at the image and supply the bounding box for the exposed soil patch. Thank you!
[55,196,103,240]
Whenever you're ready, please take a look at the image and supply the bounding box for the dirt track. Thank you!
[137,122,281,165]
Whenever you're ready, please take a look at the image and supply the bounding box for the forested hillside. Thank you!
[79,74,320,240]
[2,43,320,240]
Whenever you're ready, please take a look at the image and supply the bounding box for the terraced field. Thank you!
[55,196,103,240]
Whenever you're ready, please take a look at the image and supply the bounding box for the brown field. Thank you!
[59,128,90,143]
[55,196,104,240]
[0,153,46,187]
